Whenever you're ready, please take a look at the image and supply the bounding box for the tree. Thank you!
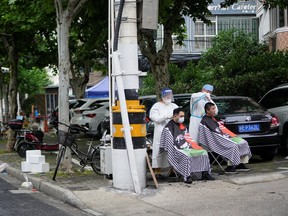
[54,0,89,172]
[138,0,213,99]
[18,67,52,115]
[69,0,108,98]
[0,0,56,151]
[197,29,288,100]
[138,0,288,99]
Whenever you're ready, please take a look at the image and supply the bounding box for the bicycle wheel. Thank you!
[53,145,66,181]
[90,146,103,175]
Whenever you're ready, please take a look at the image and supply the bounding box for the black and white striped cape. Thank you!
[160,127,210,180]
[198,122,251,166]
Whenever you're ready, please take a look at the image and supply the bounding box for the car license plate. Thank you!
[238,124,260,133]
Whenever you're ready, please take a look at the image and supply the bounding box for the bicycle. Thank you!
[52,122,105,181]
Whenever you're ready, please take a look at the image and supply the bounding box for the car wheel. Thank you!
[260,153,276,161]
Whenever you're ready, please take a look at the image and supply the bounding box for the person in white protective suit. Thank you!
[189,84,218,142]
[149,88,178,178]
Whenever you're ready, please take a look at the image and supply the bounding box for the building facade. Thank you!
[156,0,257,62]
[257,1,288,51]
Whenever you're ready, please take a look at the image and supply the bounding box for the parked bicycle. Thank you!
[52,122,104,181]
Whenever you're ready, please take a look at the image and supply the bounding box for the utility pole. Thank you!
[111,0,147,193]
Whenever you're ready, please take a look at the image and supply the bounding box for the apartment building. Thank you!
[257,1,288,51]
[156,0,258,62]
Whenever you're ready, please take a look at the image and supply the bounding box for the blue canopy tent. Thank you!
[85,76,110,98]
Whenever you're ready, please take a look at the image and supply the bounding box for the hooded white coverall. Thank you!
[189,92,218,142]
[149,101,178,168]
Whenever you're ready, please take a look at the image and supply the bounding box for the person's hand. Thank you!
[163,114,171,120]
[206,92,211,101]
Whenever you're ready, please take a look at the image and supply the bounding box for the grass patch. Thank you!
[34,166,95,180]
[0,149,11,154]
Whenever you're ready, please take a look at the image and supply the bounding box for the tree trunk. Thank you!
[56,14,73,173]
[138,28,173,100]
[4,85,9,122]
[70,60,90,98]
[55,0,89,172]
[150,51,170,100]
[2,35,18,151]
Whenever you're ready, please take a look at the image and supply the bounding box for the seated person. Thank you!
[198,102,252,174]
[31,123,44,142]
[160,108,214,184]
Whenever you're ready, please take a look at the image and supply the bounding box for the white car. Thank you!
[70,98,105,125]
[81,101,109,136]
[259,84,288,154]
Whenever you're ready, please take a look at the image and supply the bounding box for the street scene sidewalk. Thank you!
[1,131,288,216]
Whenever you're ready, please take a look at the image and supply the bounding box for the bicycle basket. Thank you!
[58,130,75,147]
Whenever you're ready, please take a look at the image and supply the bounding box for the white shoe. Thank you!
[285,156,288,160]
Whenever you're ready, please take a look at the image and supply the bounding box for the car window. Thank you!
[69,102,77,109]
[260,88,288,109]
[174,98,190,107]
[88,101,108,110]
[72,100,87,109]
[214,98,265,115]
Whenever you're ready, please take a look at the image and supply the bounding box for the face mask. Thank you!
[163,98,172,105]
[178,117,185,123]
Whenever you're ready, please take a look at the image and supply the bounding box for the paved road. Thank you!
[0,174,92,216]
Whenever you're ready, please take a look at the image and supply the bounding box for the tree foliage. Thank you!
[198,29,288,100]
[138,0,213,99]
[141,29,288,100]
[18,67,52,96]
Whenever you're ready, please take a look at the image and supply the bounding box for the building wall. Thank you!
[157,0,257,57]
[257,3,288,51]
[275,27,288,50]
[257,5,270,43]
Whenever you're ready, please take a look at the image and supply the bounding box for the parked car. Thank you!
[70,98,108,126]
[259,84,288,154]
[139,93,191,116]
[48,99,82,127]
[98,94,192,138]
[81,101,109,137]
[182,96,280,161]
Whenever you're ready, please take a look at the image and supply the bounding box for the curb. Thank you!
[229,172,288,185]
[6,166,87,209]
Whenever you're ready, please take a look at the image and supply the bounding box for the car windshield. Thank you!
[214,98,265,115]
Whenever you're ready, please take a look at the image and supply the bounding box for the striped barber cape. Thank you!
[160,120,210,180]
[199,115,251,166]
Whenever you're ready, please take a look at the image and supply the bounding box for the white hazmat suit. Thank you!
[189,92,218,142]
[149,101,178,168]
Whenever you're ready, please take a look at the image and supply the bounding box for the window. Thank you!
[218,17,258,34]
[260,88,288,109]
[214,98,264,115]
[193,17,216,51]
[270,7,288,31]
[46,94,57,114]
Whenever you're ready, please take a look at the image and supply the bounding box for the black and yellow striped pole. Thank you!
[112,91,147,191]
[111,0,147,192]
[111,0,158,193]
[113,100,146,150]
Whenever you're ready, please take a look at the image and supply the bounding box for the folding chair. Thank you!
[164,167,181,179]
[199,143,226,173]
